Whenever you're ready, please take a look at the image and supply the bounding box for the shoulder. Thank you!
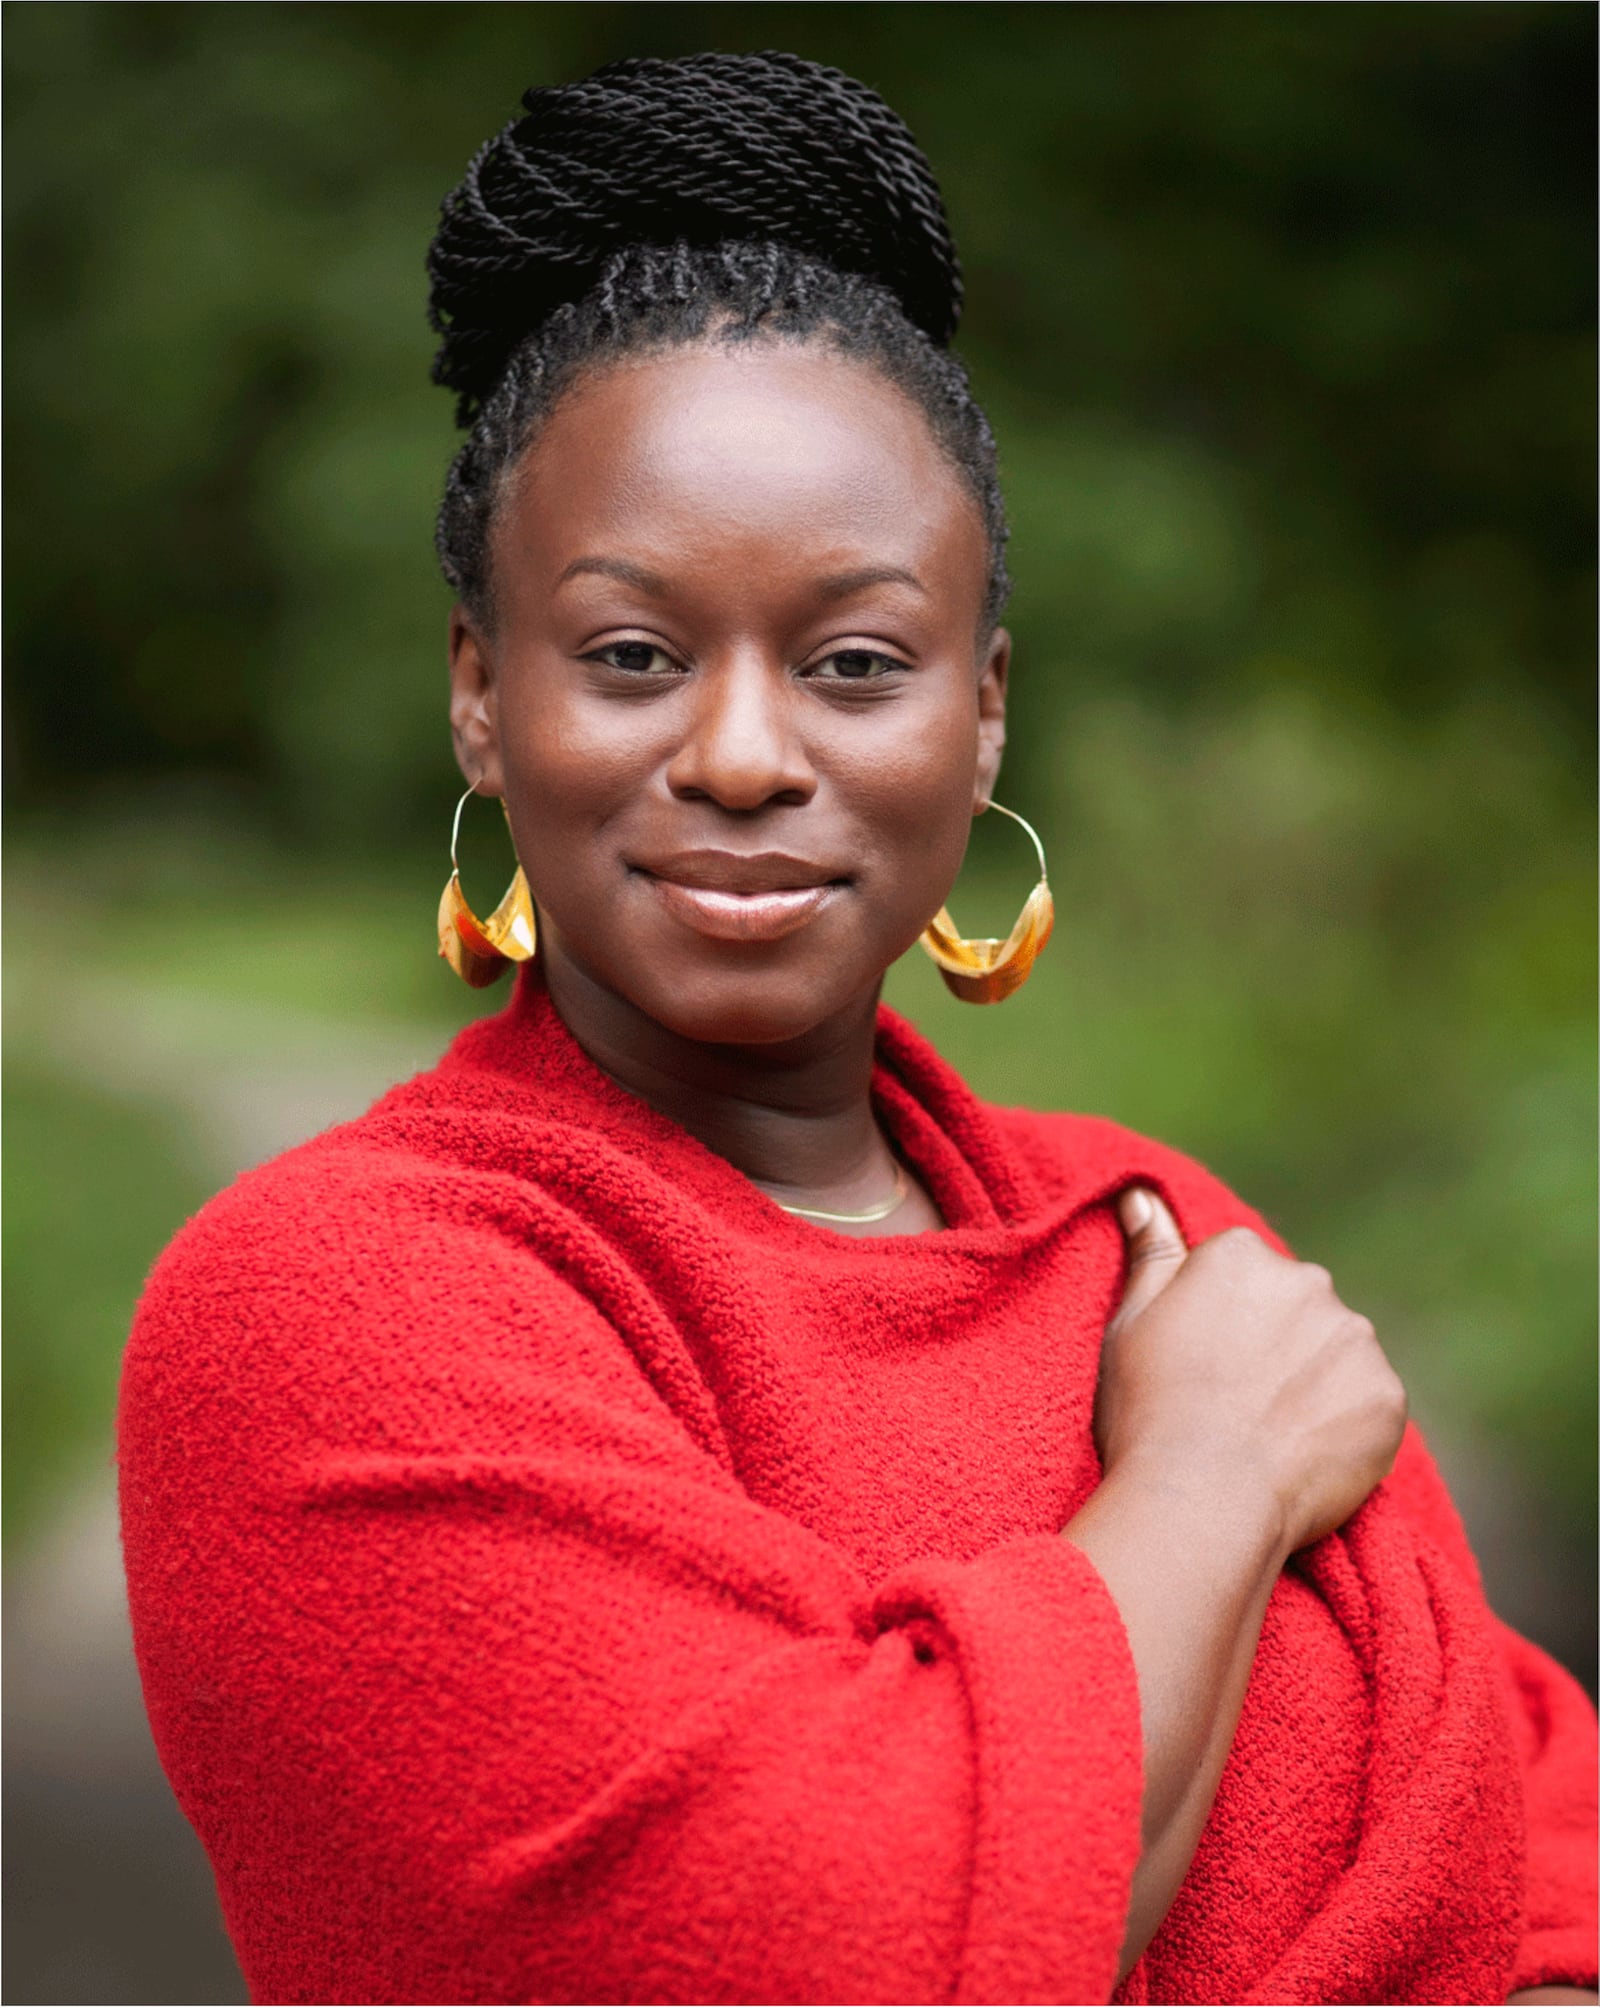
[116,1104,728,1551]
[119,1078,637,1439]
[127,981,634,1330]
[985,1102,1291,1253]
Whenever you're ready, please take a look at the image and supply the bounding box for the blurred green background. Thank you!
[5,0,1594,1667]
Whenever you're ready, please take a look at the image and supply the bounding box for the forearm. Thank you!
[1064,1451,1286,1984]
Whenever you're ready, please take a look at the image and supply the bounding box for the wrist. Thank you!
[1097,1440,1292,1571]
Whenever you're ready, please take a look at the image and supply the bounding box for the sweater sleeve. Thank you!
[118,1154,1143,2007]
[1384,1425,1599,1995]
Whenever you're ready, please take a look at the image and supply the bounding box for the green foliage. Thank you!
[2,1060,209,1541]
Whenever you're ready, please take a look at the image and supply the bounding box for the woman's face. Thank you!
[449,341,1009,1048]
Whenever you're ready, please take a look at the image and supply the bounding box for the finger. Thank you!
[1114,1186,1189,1321]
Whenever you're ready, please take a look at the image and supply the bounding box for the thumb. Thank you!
[1113,1186,1188,1324]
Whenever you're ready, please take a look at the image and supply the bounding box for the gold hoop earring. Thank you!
[437,784,537,988]
[919,801,1053,1004]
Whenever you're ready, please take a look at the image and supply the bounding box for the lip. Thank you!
[638,850,845,894]
[633,851,848,944]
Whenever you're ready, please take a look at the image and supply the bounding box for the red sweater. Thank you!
[119,968,1597,2006]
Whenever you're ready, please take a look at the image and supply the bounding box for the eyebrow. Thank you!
[815,565,927,601]
[555,557,671,595]
[553,557,928,601]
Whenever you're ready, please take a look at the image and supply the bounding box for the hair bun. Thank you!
[428,50,962,418]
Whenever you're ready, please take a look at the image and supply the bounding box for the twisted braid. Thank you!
[429,52,1008,636]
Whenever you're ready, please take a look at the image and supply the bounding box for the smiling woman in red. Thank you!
[118,51,1597,2007]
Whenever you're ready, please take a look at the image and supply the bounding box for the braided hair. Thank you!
[428,52,1010,638]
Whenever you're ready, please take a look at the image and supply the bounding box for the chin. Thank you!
[628,964,872,1050]
[542,904,892,1052]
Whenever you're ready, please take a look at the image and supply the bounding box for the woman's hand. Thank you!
[1095,1188,1408,1557]
[1067,1186,1409,1983]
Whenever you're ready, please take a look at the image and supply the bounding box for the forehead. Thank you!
[498,341,983,587]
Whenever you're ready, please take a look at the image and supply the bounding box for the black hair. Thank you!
[427,51,1010,638]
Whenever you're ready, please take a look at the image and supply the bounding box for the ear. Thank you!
[447,605,504,798]
[973,626,1010,811]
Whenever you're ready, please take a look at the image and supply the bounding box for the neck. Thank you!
[538,942,896,1208]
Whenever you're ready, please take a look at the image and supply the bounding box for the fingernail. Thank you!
[1121,1187,1153,1233]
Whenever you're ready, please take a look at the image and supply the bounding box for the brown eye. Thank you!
[593,642,678,675]
[809,649,904,681]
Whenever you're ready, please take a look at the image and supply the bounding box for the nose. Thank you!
[664,651,817,812]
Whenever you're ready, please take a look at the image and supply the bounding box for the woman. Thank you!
[119,52,1596,2007]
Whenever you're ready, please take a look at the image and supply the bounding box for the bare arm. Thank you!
[1067,1451,1285,1981]
[1070,1189,1408,1982]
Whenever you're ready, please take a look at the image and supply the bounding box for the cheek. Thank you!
[838,702,982,927]
[871,682,982,811]
[489,699,640,948]
[498,667,649,830]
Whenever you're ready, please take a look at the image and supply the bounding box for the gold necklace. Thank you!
[769,1160,911,1224]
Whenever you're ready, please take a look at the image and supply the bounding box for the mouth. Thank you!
[631,851,849,944]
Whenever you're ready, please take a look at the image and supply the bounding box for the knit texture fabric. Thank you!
[118,968,1598,2006]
